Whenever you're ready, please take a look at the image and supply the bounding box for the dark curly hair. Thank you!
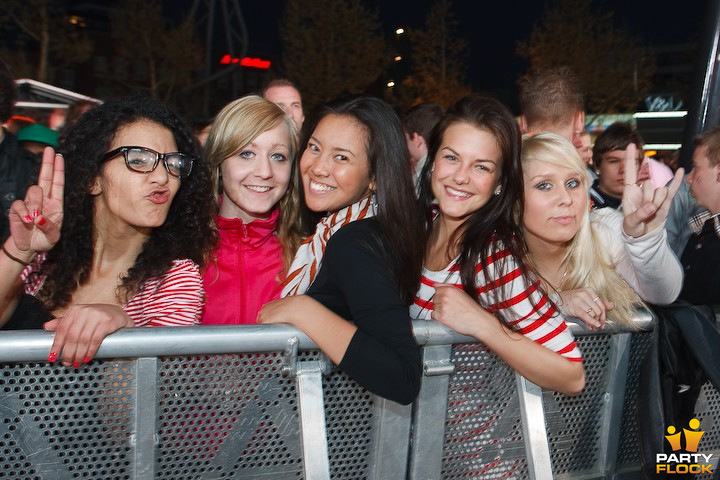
[37,94,218,310]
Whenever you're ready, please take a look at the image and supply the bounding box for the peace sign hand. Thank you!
[8,146,64,258]
[621,144,684,238]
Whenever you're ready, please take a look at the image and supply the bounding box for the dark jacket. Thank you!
[637,302,720,479]
[0,128,40,241]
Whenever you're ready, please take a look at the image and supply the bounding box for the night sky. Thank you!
[241,0,707,101]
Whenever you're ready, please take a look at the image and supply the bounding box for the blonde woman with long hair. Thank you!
[520,132,684,328]
[201,95,302,325]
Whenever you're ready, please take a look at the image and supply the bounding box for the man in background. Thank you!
[401,102,444,191]
[518,66,586,148]
[17,123,58,156]
[676,126,720,305]
[262,78,304,129]
[589,122,644,210]
[577,130,597,183]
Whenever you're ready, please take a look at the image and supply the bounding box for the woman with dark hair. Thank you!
[0,95,217,367]
[259,95,424,405]
[411,95,585,395]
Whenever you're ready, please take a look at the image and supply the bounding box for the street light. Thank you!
[395,27,405,35]
[387,80,395,88]
[394,55,402,62]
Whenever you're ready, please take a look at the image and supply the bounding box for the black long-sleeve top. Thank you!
[306,218,422,405]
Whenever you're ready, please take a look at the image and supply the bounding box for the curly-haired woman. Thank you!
[0,95,217,366]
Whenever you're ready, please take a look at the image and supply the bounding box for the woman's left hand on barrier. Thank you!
[257,296,306,325]
[622,143,684,237]
[431,283,494,337]
[44,304,134,367]
[557,288,613,330]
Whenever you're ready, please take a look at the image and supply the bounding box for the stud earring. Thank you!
[494,187,501,196]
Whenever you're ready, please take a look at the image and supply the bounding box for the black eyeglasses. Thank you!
[103,146,194,178]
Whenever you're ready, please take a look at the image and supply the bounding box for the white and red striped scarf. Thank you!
[281,195,376,297]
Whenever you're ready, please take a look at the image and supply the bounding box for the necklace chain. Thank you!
[557,267,569,292]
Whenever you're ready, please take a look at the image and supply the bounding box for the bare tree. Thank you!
[109,0,203,104]
[0,0,92,82]
[517,0,655,114]
[281,0,386,109]
[392,0,470,109]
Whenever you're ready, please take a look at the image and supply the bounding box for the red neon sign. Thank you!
[219,55,271,69]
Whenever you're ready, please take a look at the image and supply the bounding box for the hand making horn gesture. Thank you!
[621,143,683,238]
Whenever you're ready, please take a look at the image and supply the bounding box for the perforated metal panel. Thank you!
[155,353,303,479]
[440,343,529,479]
[4,322,719,480]
[616,332,653,466]
[545,335,612,476]
[695,382,720,450]
[323,367,374,479]
[694,382,720,480]
[0,361,134,480]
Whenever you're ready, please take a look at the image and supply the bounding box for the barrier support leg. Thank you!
[367,396,412,480]
[408,344,453,480]
[597,333,631,476]
[517,375,554,480]
[133,357,158,480]
[296,360,331,480]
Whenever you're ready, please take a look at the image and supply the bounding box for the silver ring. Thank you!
[585,307,593,315]
[592,296,600,303]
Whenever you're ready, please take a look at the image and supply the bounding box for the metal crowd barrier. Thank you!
[0,314,718,480]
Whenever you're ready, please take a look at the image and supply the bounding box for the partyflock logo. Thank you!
[656,418,714,474]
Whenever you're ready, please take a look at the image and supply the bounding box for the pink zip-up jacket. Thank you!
[201,209,284,325]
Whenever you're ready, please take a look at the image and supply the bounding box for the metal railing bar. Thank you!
[0,313,656,363]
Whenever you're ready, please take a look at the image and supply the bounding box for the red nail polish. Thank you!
[32,210,39,218]
[23,215,32,223]
[48,352,57,362]
[83,356,91,364]
[72,361,80,368]
[38,216,46,226]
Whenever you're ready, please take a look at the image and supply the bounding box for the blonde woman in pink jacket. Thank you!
[201,96,301,325]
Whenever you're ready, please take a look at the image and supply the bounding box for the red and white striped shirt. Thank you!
[410,243,582,362]
[22,257,203,327]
